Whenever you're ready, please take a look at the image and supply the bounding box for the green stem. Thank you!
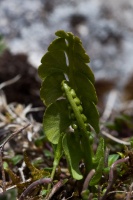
[47,134,63,191]
[62,82,93,172]
[80,132,93,172]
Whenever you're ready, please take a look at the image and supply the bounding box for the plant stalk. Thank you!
[47,134,63,191]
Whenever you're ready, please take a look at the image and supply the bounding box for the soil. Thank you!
[0,50,44,121]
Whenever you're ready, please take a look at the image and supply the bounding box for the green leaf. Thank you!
[44,100,71,144]
[41,189,48,196]
[74,73,98,104]
[62,133,83,180]
[89,157,104,186]
[83,100,99,133]
[38,30,97,105]
[34,135,46,147]
[74,73,99,133]
[74,59,94,84]
[9,154,23,165]
[72,36,90,62]
[40,73,65,106]
[43,149,54,158]
[81,190,90,200]
[3,161,9,170]
[48,37,66,51]
[108,154,119,167]
[38,50,67,80]
[0,189,17,200]
[55,30,68,38]
[93,138,105,164]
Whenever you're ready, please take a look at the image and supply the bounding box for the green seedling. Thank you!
[38,30,105,187]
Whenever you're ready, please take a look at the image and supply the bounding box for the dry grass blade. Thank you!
[101,89,118,123]
[0,75,21,90]
[101,130,131,146]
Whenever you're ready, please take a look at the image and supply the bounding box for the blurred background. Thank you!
[0,0,133,116]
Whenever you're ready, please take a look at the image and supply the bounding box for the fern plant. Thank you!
[38,30,104,184]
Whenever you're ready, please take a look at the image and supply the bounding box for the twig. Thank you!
[4,178,31,192]
[0,90,7,109]
[0,124,30,192]
[126,182,133,200]
[0,124,30,149]
[101,130,131,146]
[45,179,68,200]
[118,100,133,112]
[0,150,6,192]
[18,161,26,182]
[108,190,127,195]
[65,192,74,200]
[98,185,101,200]
[101,90,118,123]
[100,156,129,200]
[88,193,93,200]
[82,169,96,191]
[0,75,21,90]
[18,178,51,200]
[27,107,45,113]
